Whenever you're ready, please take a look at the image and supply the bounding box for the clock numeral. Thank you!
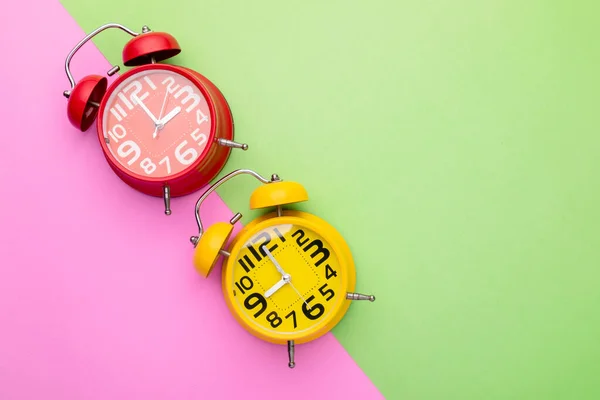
[159,156,171,174]
[123,80,149,107]
[110,104,127,121]
[273,227,286,243]
[190,128,207,147]
[173,126,208,168]
[244,292,267,318]
[117,92,134,110]
[117,140,141,166]
[302,295,325,320]
[285,310,297,329]
[318,283,335,301]
[197,109,209,125]
[250,232,279,262]
[304,239,330,267]
[266,311,283,328]
[161,77,202,113]
[140,157,157,175]
[325,264,338,280]
[174,139,198,166]
[109,77,156,123]
[292,229,309,247]
[247,244,263,262]
[174,85,201,113]
[107,124,127,143]
[238,255,255,273]
[292,229,331,268]
[235,276,253,295]
[143,76,157,90]
[247,229,286,264]
[162,76,180,93]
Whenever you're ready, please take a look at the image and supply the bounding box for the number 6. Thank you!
[175,140,199,165]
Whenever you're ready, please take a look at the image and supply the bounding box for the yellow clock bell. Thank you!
[189,169,375,368]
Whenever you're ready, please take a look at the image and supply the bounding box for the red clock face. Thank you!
[100,67,213,179]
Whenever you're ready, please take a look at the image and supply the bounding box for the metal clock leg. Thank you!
[287,340,295,368]
[163,184,171,215]
[217,138,249,151]
[346,292,376,302]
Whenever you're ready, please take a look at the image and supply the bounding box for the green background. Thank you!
[60,0,600,398]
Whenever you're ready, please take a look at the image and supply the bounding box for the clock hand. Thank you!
[159,106,181,126]
[262,246,310,309]
[133,96,159,125]
[262,246,287,276]
[264,275,290,298]
[153,89,172,139]
[287,280,311,310]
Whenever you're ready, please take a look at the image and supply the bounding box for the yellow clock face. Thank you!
[222,212,355,344]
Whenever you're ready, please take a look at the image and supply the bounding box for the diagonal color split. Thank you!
[59,0,600,398]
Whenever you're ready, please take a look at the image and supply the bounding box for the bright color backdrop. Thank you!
[2,0,600,398]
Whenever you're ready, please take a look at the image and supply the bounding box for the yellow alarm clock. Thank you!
[189,169,375,368]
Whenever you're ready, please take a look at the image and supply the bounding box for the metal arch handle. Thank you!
[190,169,279,245]
[63,23,144,96]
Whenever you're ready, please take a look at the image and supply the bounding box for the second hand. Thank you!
[153,89,171,138]
[288,281,311,310]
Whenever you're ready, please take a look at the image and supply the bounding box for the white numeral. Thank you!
[174,85,200,113]
[161,77,180,94]
[159,156,172,174]
[108,124,127,143]
[175,140,198,165]
[190,128,207,147]
[144,76,157,90]
[140,157,157,175]
[117,93,134,110]
[196,109,208,125]
[117,140,141,166]
[110,106,127,122]
[123,80,148,105]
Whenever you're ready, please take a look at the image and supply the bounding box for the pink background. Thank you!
[0,0,383,398]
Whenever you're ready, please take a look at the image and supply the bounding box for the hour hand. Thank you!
[264,277,288,298]
[159,106,181,126]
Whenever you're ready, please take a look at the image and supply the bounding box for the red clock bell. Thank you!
[62,23,247,215]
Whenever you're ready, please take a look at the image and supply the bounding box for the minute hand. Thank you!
[263,246,287,276]
[135,97,159,124]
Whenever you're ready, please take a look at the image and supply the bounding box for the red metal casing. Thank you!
[122,31,181,66]
[67,75,107,131]
[95,63,234,198]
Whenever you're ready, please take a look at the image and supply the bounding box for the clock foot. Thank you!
[163,184,172,215]
[217,138,248,151]
[346,292,376,302]
[287,340,295,368]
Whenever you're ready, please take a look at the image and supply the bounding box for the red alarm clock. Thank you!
[62,23,247,215]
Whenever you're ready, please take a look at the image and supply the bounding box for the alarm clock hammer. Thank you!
[62,23,248,215]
